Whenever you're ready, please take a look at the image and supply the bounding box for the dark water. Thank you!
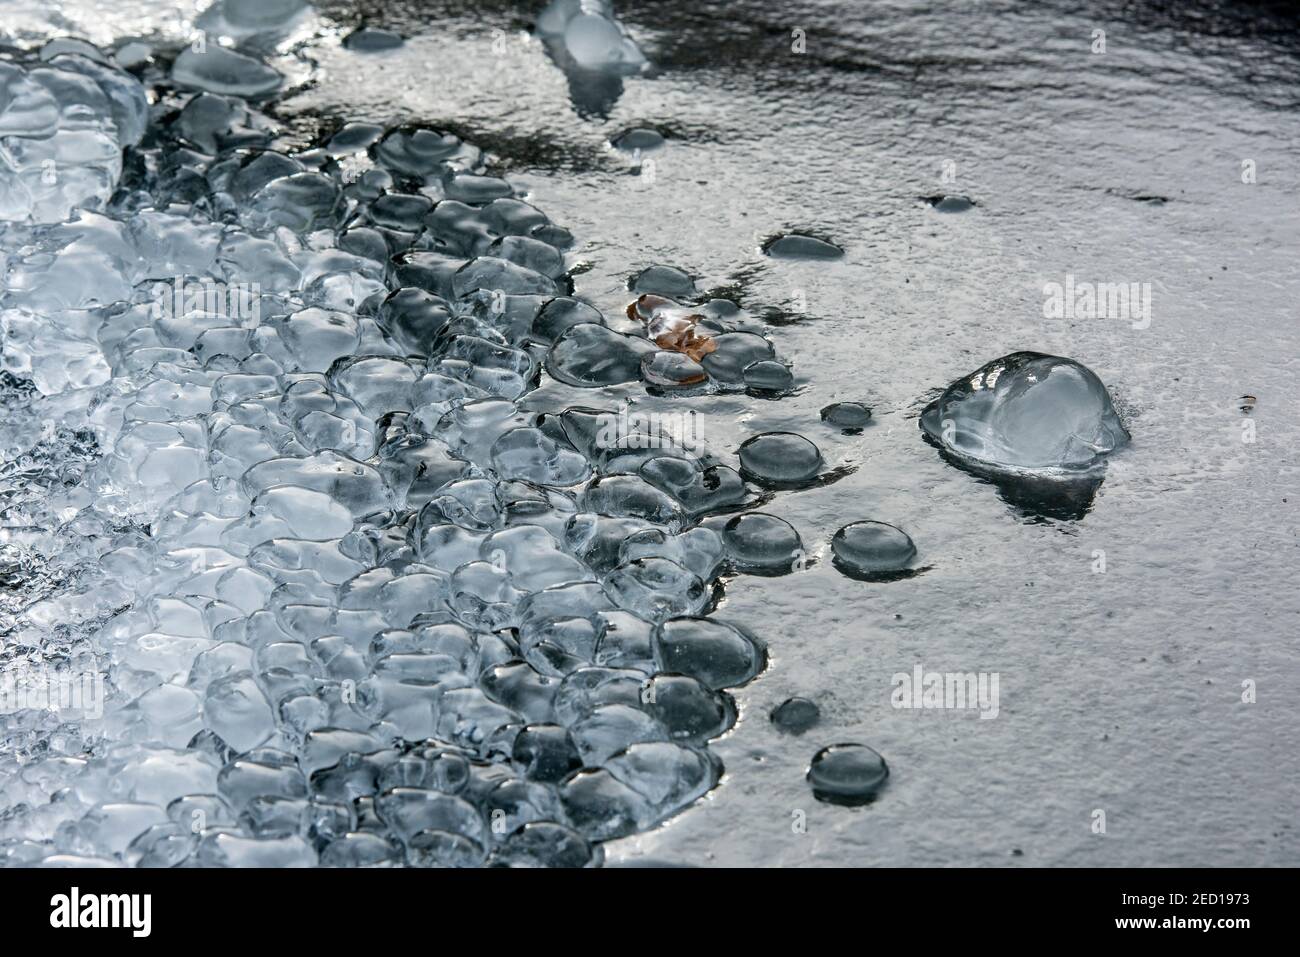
[5,0,1299,865]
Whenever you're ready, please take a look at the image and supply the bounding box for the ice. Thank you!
[604,741,717,813]
[570,702,667,763]
[605,559,706,621]
[770,697,820,735]
[546,322,656,387]
[806,743,889,806]
[821,401,872,432]
[920,352,1130,473]
[343,28,405,52]
[699,331,775,385]
[743,359,794,395]
[0,54,146,223]
[619,527,722,582]
[642,674,732,742]
[639,459,751,516]
[0,30,798,868]
[830,521,917,580]
[653,617,763,690]
[611,127,665,153]
[198,832,317,866]
[925,194,976,213]
[203,671,275,752]
[721,512,803,573]
[641,351,707,389]
[558,768,646,840]
[582,474,686,529]
[495,821,597,868]
[197,0,312,40]
[511,725,583,782]
[171,47,283,99]
[537,1,648,75]
[761,233,844,259]
[737,431,823,487]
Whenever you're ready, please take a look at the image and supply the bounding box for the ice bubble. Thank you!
[582,475,687,529]
[320,832,402,866]
[807,743,889,805]
[343,28,405,51]
[737,431,822,487]
[531,297,605,345]
[642,674,733,742]
[491,427,591,486]
[491,820,598,867]
[641,351,707,389]
[198,832,317,866]
[209,0,309,34]
[743,359,794,395]
[559,768,647,841]
[570,702,667,763]
[171,46,283,99]
[919,352,1129,474]
[241,451,391,518]
[275,308,361,371]
[203,671,275,753]
[762,234,844,260]
[830,521,916,580]
[611,128,665,152]
[443,172,514,205]
[604,559,706,622]
[630,264,697,299]
[487,236,566,279]
[821,401,872,432]
[548,322,658,386]
[482,525,593,592]
[538,1,649,75]
[593,610,656,670]
[700,331,774,385]
[327,122,384,156]
[618,527,723,582]
[408,828,487,867]
[604,741,719,820]
[925,194,976,212]
[721,512,803,573]
[511,724,583,782]
[639,458,751,517]
[770,697,820,735]
[653,617,762,690]
[240,171,342,232]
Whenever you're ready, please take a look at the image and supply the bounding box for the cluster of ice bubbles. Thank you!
[0,11,1132,863]
[0,28,803,868]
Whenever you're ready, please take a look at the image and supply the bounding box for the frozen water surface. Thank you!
[0,0,1298,869]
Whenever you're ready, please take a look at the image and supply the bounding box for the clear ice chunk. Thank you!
[919,352,1129,473]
